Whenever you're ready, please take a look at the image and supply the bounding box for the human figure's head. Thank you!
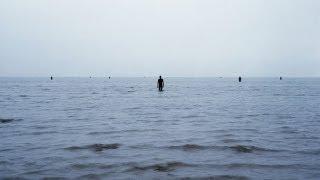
[159,76,162,79]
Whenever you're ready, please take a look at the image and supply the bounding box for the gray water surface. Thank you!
[1,77,320,179]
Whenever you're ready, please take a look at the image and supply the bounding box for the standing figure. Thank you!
[157,76,164,91]
[50,76,53,80]
[238,76,242,82]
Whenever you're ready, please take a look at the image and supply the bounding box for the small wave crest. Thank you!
[128,161,192,172]
[41,88,50,91]
[167,144,280,153]
[227,145,280,153]
[30,131,58,135]
[0,118,20,124]
[230,145,257,153]
[65,143,121,152]
[222,138,253,143]
[181,115,205,119]
[88,129,159,135]
[168,144,207,151]
[217,163,319,170]
[71,163,116,170]
[181,175,249,180]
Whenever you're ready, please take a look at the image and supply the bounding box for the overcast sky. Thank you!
[0,0,319,77]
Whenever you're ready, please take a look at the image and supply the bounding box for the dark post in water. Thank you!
[157,76,164,91]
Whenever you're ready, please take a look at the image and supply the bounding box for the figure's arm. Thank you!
[162,81,164,87]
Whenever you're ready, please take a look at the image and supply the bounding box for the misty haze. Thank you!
[1,0,320,179]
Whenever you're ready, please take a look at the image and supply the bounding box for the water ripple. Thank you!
[128,161,193,172]
[167,144,283,153]
[181,175,249,180]
[64,143,121,152]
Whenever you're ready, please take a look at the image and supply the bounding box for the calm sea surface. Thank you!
[1,77,320,179]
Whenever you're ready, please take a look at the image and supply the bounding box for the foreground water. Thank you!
[0,77,320,179]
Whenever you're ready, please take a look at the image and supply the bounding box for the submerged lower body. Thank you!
[158,86,163,91]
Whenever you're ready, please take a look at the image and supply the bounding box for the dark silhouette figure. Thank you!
[50,76,53,80]
[280,77,282,80]
[157,76,164,91]
[238,76,242,82]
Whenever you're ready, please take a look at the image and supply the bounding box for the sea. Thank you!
[0,77,320,179]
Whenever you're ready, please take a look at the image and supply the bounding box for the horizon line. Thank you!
[0,76,319,78]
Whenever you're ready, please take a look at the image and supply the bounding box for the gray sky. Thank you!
[0,0,319,77]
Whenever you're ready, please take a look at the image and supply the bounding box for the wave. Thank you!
[65,143,121,152]
[0,118,14,123]
[181,175,249,180]
[128,161,193,172]
[87,131,116,135]
[29,131,58,135]
[224,145,282,153]
[247,114,260,117]
[67,142,319,155]
[71,163,116,170]
[126,161,308,173]
[129,144,155,149]
[220,163,309,169]
[230,145,258,153]
[234,116,244,119]
[273,93,284,96]
[41,176,68,180]
[125,107,141,110]
[78,174,103,179]
[277,115,296,120]
[181,115,206,119]
[167,144,281,153]
[0,118,20,124]
[297,149,320,155]
[126,160,318,174]
[87,129,159,135]
[0,160,13,165]
[221,138,253,143]
[183,162,317,170]
[168,144,208,151]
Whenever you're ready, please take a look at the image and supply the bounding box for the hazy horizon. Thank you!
[1,76,319,78]
[1,0,319,77]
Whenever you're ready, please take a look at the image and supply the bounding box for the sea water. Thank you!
[0,77,320,179]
